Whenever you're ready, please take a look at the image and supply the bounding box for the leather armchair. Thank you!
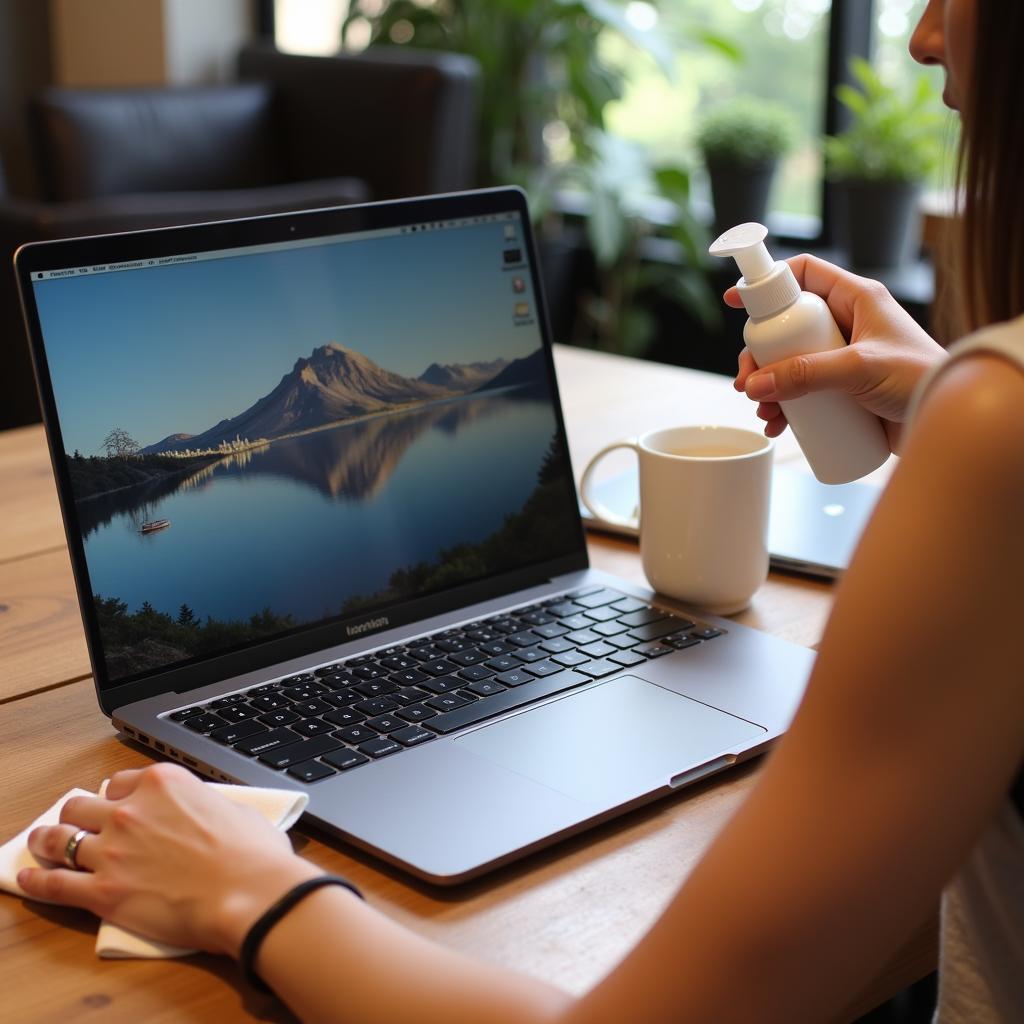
[0,44,480,430]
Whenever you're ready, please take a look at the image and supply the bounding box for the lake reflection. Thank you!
[80,391,558,624]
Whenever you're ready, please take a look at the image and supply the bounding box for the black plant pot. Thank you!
[833,179,922,269]
[706,158,777,236]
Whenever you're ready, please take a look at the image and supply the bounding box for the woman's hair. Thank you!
[959,1,1024,329]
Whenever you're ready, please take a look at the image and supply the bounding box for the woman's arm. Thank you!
[560,352,1024,1023]
[20,356,1024,1024]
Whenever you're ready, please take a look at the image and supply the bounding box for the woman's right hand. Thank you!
[728,253,947,452]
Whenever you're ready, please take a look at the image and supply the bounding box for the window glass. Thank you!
[274,0,348,56]
[873,0,959,190]
[601,1,832,228]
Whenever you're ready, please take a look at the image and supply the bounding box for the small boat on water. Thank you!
[140,519,171,534]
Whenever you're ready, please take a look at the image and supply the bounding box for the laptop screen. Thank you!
[30,206,582,689]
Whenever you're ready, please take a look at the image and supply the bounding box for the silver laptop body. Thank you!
[16,188,814,884]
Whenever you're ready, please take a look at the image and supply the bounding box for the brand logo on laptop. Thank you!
[346,616,390,638]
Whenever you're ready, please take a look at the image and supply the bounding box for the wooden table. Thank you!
[0,345,935,1021]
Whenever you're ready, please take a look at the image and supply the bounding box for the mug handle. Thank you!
[579,438,640,531]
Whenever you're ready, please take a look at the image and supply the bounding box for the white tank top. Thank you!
[906,317,1024,1023]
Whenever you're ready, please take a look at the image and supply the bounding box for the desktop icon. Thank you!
[503,248,523,265]
[514,302,530,318]
[512,277,526,293]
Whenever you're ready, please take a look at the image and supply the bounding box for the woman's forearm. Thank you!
[250,883,572,1024]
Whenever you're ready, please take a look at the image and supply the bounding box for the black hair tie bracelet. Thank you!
[240,874,364,992]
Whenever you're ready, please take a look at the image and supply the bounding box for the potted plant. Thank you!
[695,97,797,236]
[825,57,943,269]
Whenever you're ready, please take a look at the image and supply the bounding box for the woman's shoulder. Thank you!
[947,312,1024,367]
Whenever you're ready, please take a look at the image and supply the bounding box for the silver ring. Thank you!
[63,828,91,871]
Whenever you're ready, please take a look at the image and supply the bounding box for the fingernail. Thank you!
[17,868,31,887]
[746,372,776,400]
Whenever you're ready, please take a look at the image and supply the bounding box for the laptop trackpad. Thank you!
[455,674,766,807]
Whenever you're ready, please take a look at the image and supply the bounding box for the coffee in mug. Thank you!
[580,425,773,614]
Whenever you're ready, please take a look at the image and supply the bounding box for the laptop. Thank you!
[15,187,814,885]
[580,466,882,580]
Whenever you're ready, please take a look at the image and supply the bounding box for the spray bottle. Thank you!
[710,222,889,484]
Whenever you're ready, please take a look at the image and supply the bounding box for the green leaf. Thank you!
[571,0,677,79]
[587,185,628,268]
[688,29,743,63]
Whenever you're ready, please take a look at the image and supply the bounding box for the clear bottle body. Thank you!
[743,292,890,484]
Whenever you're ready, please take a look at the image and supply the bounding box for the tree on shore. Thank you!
[101,427,140,459]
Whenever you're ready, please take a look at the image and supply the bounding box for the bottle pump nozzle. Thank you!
[708,222,799,320]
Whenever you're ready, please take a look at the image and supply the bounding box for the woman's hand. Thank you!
[728,254,947,452]
[17,763,320,958]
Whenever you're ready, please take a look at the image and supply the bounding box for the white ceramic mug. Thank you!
[580,425,773,614]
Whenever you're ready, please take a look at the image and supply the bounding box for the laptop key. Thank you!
[183,713,224,734]
[559,614,593,631]
[495,669,532,687]
[606,633,641,650]
[426,669,590,735]
[531,623,569,639]
[353,679,398,698]
[609,650,647,667]
[282,685,325,702]
[396,703,436,723]
[251,694,290,711]
[511,647,546,663]
[539,637,574,654]
[336,724,378,744]
[628,618,691,642]
[546,601,586,618]
[353,665,385,680]
[550,651,589,668]
[524,660,562,678]
[668,636,702,650]
[567,628,602,645]
[421,659,457,677]
[286,760,336,783]
[215,704,260,723]
[358,737,402,759]
[618,608,668,628]
[435,638,470,654]
[322,748,370,771]
[690,627,722,640]
[258,734,342,770]
[391,725,435,747]
[418,676,462,695]
[448,649,488,667]
[234,728,304,756]
[478,640,514,657]
[390,686,428,705]
[636,642,673,658]
[506,630,540,648]
[354,696,399,716]
[323,688,360,707]
[484,655,519,672]
[210,720,268,745]
[323,707,365,728]
[610,597,648,614]
[380,655,416,672]
[580,641,616,658]
[425,693,472,712]
[290,718,335,738]
[577,659,622,678]
[465,679,506,697]
[390,668,429,686]
[457,664,494,682]
[583,606,620,622]
[292,699,332,718]
[409,645,445,662]
[282,673,316,685]
[591,620,628,637]
[259,708,301,727]
[366,714,403,733]
[313,663,347,677]
[170,707,202,721]
[519,611,555,626]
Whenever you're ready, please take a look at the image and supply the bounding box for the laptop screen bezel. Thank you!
[15,187,590,716]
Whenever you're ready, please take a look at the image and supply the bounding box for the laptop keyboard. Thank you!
[164,586,722,784]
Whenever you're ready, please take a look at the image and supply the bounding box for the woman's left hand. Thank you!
[18,763,321,957]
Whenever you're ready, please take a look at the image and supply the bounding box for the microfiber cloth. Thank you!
[0,780,308,958]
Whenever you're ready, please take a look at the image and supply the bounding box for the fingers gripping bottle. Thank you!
[710,222,889,484]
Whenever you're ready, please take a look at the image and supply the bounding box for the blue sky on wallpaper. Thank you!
[34,219,539,455]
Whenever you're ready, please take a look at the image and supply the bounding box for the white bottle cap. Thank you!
[709,222,800,320]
